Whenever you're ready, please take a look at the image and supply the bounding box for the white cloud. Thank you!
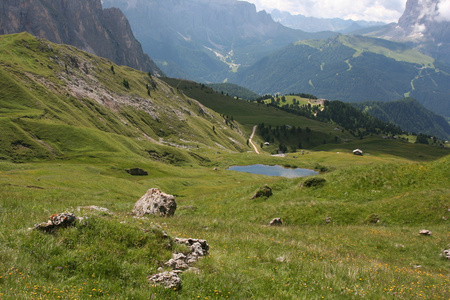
[436,0,450,22]
[247,0,408,23]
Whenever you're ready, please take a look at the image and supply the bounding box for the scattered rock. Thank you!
[325,217,332,224]
[276,256,288,263]
[301,177,326,188]
[126,168,148,176]
[174,238,209,255]
[132,188,177,217]
[419,229,432,236]
[269,218,283,226]
[165,253,190,270]
[148,271,182,289]
[33,212,76,232]
[251,185,273,199]
[151,238,209,289]
[443,249,450,260]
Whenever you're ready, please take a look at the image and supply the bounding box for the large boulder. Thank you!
[132,188,177,217]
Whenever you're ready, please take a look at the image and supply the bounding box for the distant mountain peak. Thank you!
[367,0,450,64]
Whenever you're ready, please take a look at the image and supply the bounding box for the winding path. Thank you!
[249,125,260,154]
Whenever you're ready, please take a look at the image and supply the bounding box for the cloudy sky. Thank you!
[247,0,408,23]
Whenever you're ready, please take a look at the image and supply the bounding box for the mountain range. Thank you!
[1,0,449,139]
[101,0,335,82]
[231,34,450,119]
[270,9,386,33]
[0,0,162,75]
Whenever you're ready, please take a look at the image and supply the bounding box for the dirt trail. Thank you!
[249,125,260,154]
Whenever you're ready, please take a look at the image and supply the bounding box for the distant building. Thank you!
[353,149,363,156]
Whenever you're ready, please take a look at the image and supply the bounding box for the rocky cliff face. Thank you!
[0,0,162,75]
[372,0,450,64]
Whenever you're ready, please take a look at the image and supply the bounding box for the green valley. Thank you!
[0,33,449,300]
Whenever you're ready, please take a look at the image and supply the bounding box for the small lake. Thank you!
[228,164,319,178]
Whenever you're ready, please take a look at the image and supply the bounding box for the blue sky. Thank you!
[247,0,408,23]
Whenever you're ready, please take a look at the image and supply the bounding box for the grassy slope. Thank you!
[0,33,250,162]
[297,35,435,67]
[0,33,450,299]
[161,78,362,152]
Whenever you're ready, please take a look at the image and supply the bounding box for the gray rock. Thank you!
[33,212,77,232]
[148,271,182,289]
[165,253,190,270]
[174,238,209,254]
[132,188,177,217]
[269,218,283,226]
[443,249,450,260]
[419,229,432,236]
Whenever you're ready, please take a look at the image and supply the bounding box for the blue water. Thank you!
[228,164,318,178]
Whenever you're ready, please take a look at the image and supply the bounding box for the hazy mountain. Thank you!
[353,98,450,140]
[102,0,335,82]
[231,35,450,119]
[0,0,162,75]
[270,9,386,33]
[367,0,450,65]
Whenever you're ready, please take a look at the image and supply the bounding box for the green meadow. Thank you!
[1,147,449,299]
[0,33,449,299]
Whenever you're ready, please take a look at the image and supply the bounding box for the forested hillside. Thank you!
[353,98,450,140]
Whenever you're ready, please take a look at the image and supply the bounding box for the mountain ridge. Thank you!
[0,0,162,75]
[270,9,386,33]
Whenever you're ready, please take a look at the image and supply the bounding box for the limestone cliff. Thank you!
[370,0,450,64]
[0,0,162,75]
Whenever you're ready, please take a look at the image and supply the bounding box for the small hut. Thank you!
[353,149,363,156]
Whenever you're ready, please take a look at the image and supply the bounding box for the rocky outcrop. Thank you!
[148,271,182,289]
[0,0,162,75]
[132,188,177,217]
[33,212,77,232]
[149,238,209,289]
